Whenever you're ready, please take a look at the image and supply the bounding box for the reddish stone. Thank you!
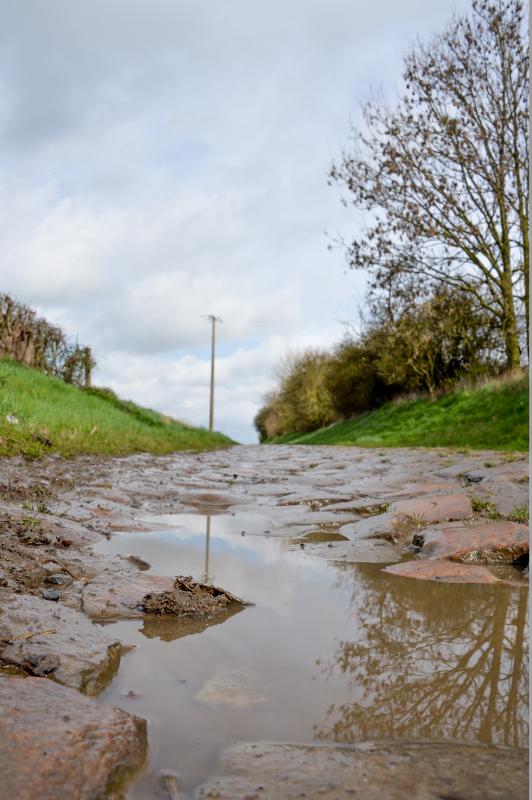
[416,521,529,564]
[391,481,460,497]
[384,560,501,584]
[0,675,146,800]
[390,493,472,523]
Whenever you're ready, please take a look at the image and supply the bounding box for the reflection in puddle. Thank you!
[139,604,245,643]
[203,515,211,583]
[96,514,528,798]
[315,563,528,749]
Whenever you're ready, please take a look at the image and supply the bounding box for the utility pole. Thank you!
[203,515,211,583]
[203,315,222,431]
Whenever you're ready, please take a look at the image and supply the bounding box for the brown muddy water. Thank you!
[95,512,529,799]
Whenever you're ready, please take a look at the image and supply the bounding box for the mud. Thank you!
[142,575,249,616]
[0,444,528,798]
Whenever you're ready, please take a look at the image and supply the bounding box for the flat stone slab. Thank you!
[83,570,174,620]
[415,521,529,563]
[269,507,356,527]
[319,497,385,512]
[178,491,250,511]
[384,559,501,584]
[196,740,528,799]
[195,667,267,708]
[480,479,529,516]
[390,481,461,497]
[340,512,398,541]
[300,540,400,563]
[0,675,146,800]
[0,592,121,694]
[390,493,472,523]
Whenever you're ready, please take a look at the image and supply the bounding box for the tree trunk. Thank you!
[500,239,521,368]
[501,291,521,369]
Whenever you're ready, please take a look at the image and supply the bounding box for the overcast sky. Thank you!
[0,0,470,443]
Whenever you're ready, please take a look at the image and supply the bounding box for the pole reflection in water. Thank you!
[203,515,211,583]
[314,562,528,749]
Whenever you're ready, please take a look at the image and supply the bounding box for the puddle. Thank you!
[95,514,529,798]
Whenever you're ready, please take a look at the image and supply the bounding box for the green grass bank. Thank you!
[0,359,233,457]
[268,375,529,451]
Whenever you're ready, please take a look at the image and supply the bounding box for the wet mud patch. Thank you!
[0,444,528,799]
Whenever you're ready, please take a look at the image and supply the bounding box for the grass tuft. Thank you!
[511,505,529,524]
[471,496,502,519]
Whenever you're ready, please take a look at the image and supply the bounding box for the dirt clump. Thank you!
[142,576,249,617]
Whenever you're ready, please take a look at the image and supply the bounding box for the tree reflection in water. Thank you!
[315,562,528,748]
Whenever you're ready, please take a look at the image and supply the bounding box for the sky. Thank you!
[0,0,471,443]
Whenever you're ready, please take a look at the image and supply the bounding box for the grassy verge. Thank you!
[268,375,528,451]
[0,359,233,457]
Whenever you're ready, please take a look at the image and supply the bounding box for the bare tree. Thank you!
[330,0,528,369]
[0,293,95,386]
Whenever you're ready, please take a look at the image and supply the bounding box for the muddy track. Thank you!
[0,445,528,799]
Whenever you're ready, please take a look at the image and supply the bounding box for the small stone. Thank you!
[45,574,72,587]
[42,589,60,601]
[128,555,151,571]
[158,769,181,800]
[20,532,52,546]
[195,667,267,708]
[0,624,12,643]
[26,653,60,675]
[463,472,484,484]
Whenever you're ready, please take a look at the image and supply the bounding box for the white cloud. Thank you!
[0,0,472,442]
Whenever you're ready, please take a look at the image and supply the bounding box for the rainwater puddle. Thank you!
[95,513,529,799]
